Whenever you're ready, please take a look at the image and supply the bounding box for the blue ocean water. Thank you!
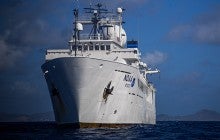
[0,121,220,139]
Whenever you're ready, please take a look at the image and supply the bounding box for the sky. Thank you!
[0,0,220,116]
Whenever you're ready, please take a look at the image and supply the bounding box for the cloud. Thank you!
[11,81,37,95]
[142,51,167,66]
[167,5,220,45]
[0,39,23,70]
[173,72,202,86]
[0,0,73,113]
[0,0,72,71]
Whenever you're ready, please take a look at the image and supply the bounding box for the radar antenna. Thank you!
[83,3,109,38]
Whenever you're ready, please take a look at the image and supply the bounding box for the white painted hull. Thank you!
[42,57,156,125]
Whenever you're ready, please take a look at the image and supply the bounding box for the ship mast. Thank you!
[70,2,127,50]
[73,8,78,56]
[84,3,108,38]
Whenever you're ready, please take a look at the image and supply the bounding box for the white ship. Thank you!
[41,3,159,128]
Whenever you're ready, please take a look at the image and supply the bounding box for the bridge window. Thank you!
[100,45,105,50]
[95,45,99,50]
[84,45,88,51]
[89,45,93,51]
[106,45,110,50]
[78,45,82,51]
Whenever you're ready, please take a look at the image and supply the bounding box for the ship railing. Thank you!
[80,34,118,41]
[46,49,70,55]
[77,15,121,24]
[79,34,122,46]
[80,34,104,40]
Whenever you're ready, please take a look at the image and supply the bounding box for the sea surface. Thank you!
[0,121,220,139]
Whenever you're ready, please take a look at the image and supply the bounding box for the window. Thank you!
[95,45,99,50]
[72,45,76,51]
[78,45,82,51]
[134,50,137,54]
[100,45,105,50]
[84,45,88,51]
[89,45,93,51]
[106,45,110,50]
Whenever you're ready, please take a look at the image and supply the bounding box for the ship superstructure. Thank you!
[42,3,159,127]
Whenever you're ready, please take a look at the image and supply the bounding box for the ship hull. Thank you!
[42,57,155,127]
